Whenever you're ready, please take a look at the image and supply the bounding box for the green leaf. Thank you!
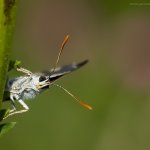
[0,109,10,121]
[8,60,21,71]
[0,122,16,137]
[0,0,20,108]
[3,91,10,102]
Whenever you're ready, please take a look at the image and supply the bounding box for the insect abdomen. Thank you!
[22,89,38,100]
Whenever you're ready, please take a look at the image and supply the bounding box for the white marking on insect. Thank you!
[4,35,92,119]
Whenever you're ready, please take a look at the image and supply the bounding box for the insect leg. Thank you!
[10,100,17,113]
[5,100,29,119]
[17,66,32,76]
[18,99,29,111]
[9,94,17,112]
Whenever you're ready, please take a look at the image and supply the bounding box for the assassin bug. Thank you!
[4,35,92,118]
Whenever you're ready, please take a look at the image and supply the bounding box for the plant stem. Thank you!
[0,0,19,107]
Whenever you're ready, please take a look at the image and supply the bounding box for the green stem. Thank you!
[0,0,19,107]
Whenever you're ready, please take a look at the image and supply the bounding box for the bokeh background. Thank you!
[1,1,150,150]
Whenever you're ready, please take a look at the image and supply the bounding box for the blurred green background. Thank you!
[1,0,150,150]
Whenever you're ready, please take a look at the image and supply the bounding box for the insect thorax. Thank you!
[8,75,41,101]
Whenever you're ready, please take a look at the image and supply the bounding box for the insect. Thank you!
[3,35,92,118]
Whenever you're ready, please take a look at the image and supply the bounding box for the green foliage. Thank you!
[0,122,16,137]
[0,109,16,137]
[8,59,21,71]
[0,0,19,107]
[0,0,19,137]
[0,109,9,121]
[0,60,20,137]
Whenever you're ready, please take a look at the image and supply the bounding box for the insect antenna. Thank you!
[51,35,69,73]
[52,83,93,110]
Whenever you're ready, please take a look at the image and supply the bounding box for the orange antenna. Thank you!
[53,83,93,110]
[52,35,69,72]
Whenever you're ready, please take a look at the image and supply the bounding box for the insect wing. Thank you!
[42,60,88,82]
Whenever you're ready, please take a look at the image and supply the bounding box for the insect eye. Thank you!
[39,76,46,82]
